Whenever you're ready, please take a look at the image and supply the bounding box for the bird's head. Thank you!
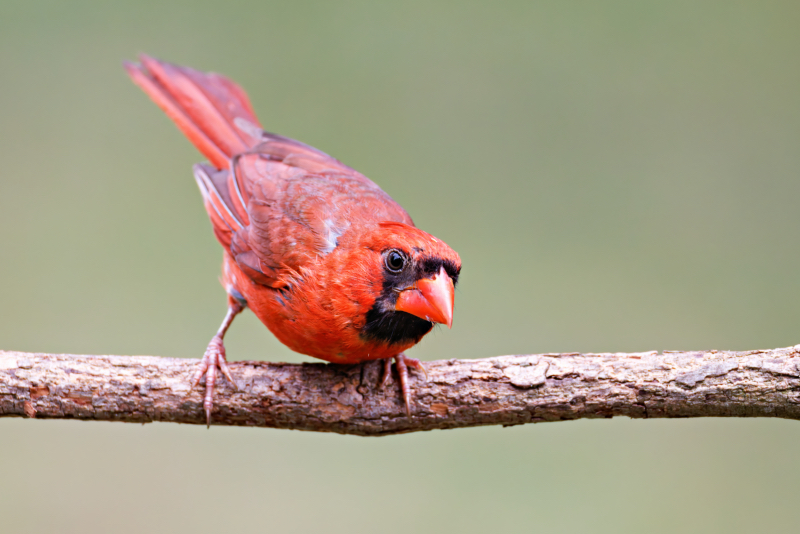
[350,221,461,346]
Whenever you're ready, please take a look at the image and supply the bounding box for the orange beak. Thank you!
[395,266,455,328]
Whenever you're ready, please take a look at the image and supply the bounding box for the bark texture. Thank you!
[2,346,800,436]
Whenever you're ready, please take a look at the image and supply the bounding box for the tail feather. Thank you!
[125,55,262,169]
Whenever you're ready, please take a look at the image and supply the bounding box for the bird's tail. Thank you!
[124,54,263,170]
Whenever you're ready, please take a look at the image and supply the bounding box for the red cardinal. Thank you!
[125,56,460,424]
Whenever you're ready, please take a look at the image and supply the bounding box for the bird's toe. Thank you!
[188,335,237,427]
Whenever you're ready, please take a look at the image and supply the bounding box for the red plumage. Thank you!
[125,56,461,423]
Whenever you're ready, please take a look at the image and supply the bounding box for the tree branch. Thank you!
[2,346,800,435]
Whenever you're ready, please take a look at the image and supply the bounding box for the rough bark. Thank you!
[2,346,800,436]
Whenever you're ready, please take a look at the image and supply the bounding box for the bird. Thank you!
[124,55,461,425]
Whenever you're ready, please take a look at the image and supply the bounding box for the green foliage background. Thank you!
[2,2,799,532]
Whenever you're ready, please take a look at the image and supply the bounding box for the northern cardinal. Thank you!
[125,56,460,424]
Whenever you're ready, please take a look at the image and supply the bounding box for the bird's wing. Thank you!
[126,55,412,288]
[229,146,413,288]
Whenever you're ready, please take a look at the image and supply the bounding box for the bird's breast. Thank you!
[222,253,414,364]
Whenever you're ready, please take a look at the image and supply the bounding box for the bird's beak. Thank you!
[395,266,455,328]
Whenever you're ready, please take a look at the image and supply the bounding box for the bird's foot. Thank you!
[189,335,238,427]
[380,353,427,417]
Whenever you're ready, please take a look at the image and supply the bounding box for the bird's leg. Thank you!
[189,297,244,427]
[380,353,427,417]
[380,358,393,389]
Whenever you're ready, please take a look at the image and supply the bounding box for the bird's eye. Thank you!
[384,249,406,273]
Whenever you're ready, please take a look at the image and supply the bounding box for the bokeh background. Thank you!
[2,1,800,532]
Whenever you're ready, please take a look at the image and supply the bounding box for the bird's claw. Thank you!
[380,353,426,417]
[404,356,428,382]
[188,335,237,427]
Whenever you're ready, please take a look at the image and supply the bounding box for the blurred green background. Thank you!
[2,1,800,532]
